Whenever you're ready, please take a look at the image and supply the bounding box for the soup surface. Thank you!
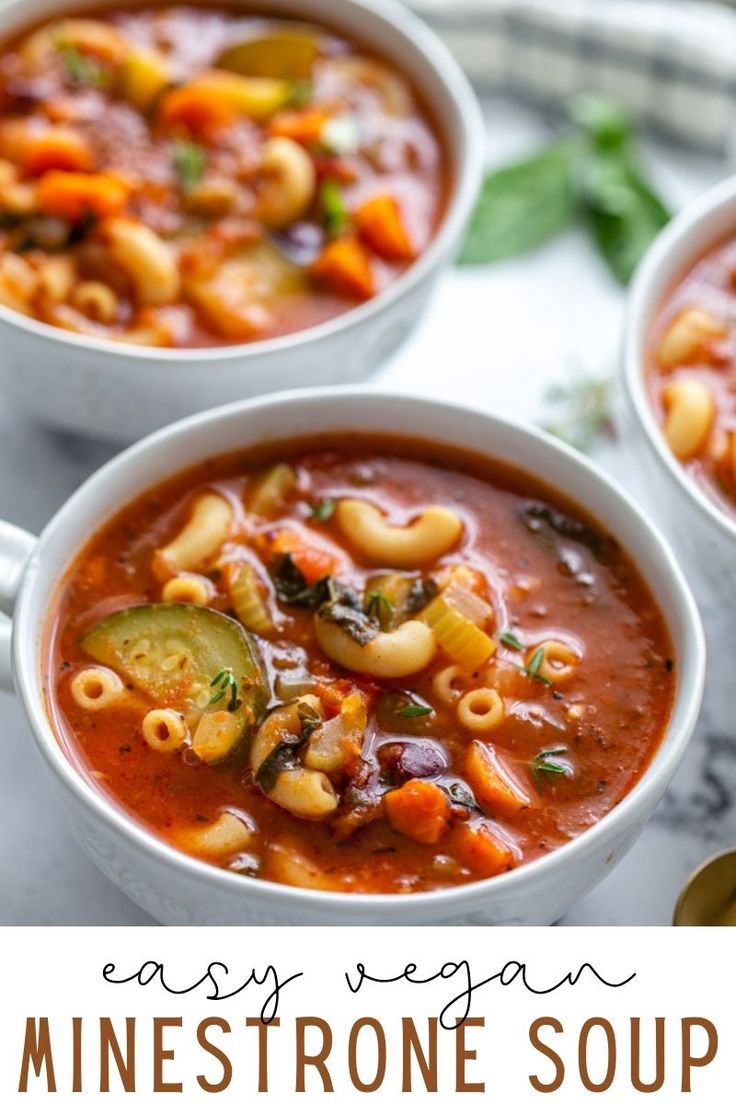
[0,6,445,347]
[46,438,674,894]
[647,238,736,517]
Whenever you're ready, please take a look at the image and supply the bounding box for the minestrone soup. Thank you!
[647,237,736,517]
[46,437,674,894]
[0,6,445,347]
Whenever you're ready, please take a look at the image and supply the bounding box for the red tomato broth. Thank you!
[0,5,447,347]
[45,436,675,894]
[647,236,736,517]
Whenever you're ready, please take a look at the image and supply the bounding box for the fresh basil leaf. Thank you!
[577,150,669,284]
[565,92,632,151]
[458,141,578,265]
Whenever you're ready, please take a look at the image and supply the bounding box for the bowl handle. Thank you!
[0,520,37,693]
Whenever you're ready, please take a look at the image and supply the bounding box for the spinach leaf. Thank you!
[271,553,377,644]
[318,598,377,645]
[270,554,333,607]
[458,140,579,265]
[406,576,438,614]
[254,701,320,792]
[518,500,616,563]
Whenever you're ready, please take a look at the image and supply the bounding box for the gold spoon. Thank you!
[674,850,736,925]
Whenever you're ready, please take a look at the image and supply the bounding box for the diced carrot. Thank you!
[259,527,338,584]
[269,107,332,145]
[354,194,415,261]
[314,677,379,714]
[36,171,130,221]
[451,821,517,878]
[159,73,291,136]
[158,81,236,135]
[385,779,451,845]
[310,236,375,300]
[21,127,94,177]
[463,741,530,817]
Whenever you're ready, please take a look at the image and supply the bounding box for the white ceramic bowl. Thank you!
[623,175,736,575]
[0,0,483,442]
[0,389,705,924]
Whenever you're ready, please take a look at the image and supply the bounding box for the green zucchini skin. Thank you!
[80,603,269,761]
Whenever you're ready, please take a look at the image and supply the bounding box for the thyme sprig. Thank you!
[208,667,240,712]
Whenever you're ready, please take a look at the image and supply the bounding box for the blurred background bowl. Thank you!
[0,0,484,442]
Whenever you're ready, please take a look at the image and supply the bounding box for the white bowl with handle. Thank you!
[0,388,705,924]
[0,0,483,442]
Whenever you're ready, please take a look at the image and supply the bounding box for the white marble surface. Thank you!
[0,99,730,925]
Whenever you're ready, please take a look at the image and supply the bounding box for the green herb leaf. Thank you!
[365,590,394,626]
[208,666,239,712]
[577,150,669,284]
[499,629,524,651]
[320,179,350,238]
[566,92,632,151]
[309,498,336,523]
[397,704,433,718]
[288,79,313,108]
[173,140,207,193]
[543,373,614,453]
[57,42,108,87]
[458,141,578,265]
[524,646,552,686]
[530,746,571,789]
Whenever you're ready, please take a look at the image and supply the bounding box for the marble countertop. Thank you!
[0,99,730,925]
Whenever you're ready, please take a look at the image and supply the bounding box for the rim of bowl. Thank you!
[14,388,706,916]
[0,0,484,366]
[623,173,736,545]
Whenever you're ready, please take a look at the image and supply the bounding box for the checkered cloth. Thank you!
[410,0,736,156]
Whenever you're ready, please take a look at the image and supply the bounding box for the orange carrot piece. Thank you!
[385,779,451,845]
[36,171,130,221]
[463,741,530,817]
[22,128,94,177]
[451,821,517,878]
[310,237,376,300]
[354,194,415,261]
[260,527,338,584]
[269,107,332,145]
[158,83,235,134]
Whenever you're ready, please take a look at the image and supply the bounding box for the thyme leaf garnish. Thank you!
[208,667,240,712]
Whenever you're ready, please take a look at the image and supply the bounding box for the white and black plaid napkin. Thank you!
[411,0,736,156]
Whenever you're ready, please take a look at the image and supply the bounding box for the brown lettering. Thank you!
[197,1018,232,1093]
[529,1017,564,1093]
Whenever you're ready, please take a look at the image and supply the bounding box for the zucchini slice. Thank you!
[80,604,268,761]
